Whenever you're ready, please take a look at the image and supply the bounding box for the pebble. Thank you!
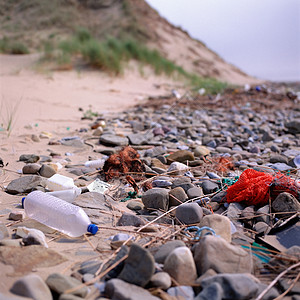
[118,243,155,287]
[199,214,232,242]
[186,186,203,199]
[272,192,300,218]
[8,211,25,221]
[46,273,88,298]
[167,150,195,162]
[126,200,144,211]
[175,203,203,225]
[99,134,129,146]
[6,175,45,195]
[154,240,186,264]
[16,226,48,248]
[78,260,101,275]
[117,212,146,227]
[193,146,210,157]
[19,154,40,163]
[200,180,219,195]
[22,163,41,174]
[270,154,288,164]
[163,246,197,285]
[167,286,194,300]
[168,187,188,206]
[105,278,159,300]
[167,161,189,174]
[10,274,52,300]
[142,188,169,211]
[0,222,9,240]
[39,164,56,178]
[193,235,252,274]
[150,272,172,290]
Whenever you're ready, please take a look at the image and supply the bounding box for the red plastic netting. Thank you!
[226,169,300,206]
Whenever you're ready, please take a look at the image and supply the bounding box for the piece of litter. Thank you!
[87,178,111,194]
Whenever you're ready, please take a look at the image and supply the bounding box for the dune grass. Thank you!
[42,28,227,94]
[0,37,29,54]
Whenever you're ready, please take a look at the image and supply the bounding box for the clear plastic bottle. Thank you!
[84,158,106,169]
[46,187,81,203]
[22,191,98,237]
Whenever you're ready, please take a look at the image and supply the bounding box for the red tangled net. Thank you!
[227,169,300,206]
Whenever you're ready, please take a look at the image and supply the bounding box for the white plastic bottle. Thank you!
[22,191,98,237]
[84,158,106,169]
[46,187,81,203]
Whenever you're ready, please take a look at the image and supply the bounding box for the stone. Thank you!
[227,202,244,220]
[22,163,41,174]
[78,260,101,275]
[272,192,300,218]
[167,161,189,174]
[0,239,22,247]
[270,154,288,164]
[19,154,40,163]
[126,200,144,211]
[39,164,56,178]
[199,214,232,242]
[150,272,172,290]
[262,131,275,142]
[16,227,48,248]
[118,243,155,287]
[59,294,85,300]
[46,273,88,298]
[256,205,270,223]
[211,190,227,203]
[164,247,197,285]
[154,240,186,264]
[169,187,188,206]
[193,235,252,275]
[285,120,300,134]
[0,293,32,300]
[193,146,210,157]
[0,245,66,272]
[10,274,52,300]
[172,177,194,192]
[105,278,159,300]
[6,175,45,195]
[142,188,169,211]
[117,212,146,227]
[99,134,129,146]
[254,222,270,234]
[257,283,280,300]
[175,203,203,225]
[0,222,9,240]
[200,273,259,300]
[128,132,153,145]
[167,286,194,300]
[8,211,25,221]
[151,158,167,170]
[105,245,129,279]
[167,150,195,163]
[195,282,223,300]
[187,186,203,199]
[200,180,219,195]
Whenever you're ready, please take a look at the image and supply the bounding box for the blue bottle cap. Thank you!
[21,197,25,209]
[87,224,98,235]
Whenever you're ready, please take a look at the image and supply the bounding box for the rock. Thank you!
[164,247,197,285]
[154,240,186,264]
[39,164,56,178]
[167,150,194,163]
[272,192,300,218]
[175,203,203,225]
[254,222,270,234]
[153,127,165,136]
[99,134,129,146]
[262,131,275,142]
[172,177,194,192]
[22,163,41,174]
[167,161,189,174]
[195,282,223,300]
[16,227,48,248]
[151,158,167,170]
[8,211,25,221]
[105,278,159,300]
[19,154,40,163]
[200,273,259,300]
[211,190,227,203]
[46,273,88,298]
[187,186,203,199]
[0,222,9,240]
[227,202,244,220]
[78,260,101,275]
[194,146,210,157]
[256,205,270,223]
[200,180,219,195]
[270,154,288,164]
[167,286,194,300]
[118,243,155,287]
[10,274,52,300]
[150,272,172,290]
[193,235,252,275]
[6,175,45,195]
[142,188,169,211]
[0,293,32,300]
[0,239,22,247]
[199,214,232,242]
[117,212,146,227]
[128,132,153,145]
[58,294,85,300]
[126,200,144,211]
[257,283,280,300]
[285,120,300,134]
[169,187,188,206]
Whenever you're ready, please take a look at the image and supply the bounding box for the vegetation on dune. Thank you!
[0,37,29,54]
[41,28,227,94]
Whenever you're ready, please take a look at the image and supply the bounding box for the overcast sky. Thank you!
[146,0,300,82]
